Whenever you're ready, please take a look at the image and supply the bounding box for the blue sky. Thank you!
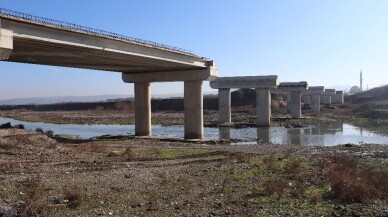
[0,0,387,99]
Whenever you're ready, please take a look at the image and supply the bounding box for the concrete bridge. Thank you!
[0,8,217,139]
[210,76,279,126]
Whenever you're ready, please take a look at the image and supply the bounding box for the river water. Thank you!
[1,117,388,146]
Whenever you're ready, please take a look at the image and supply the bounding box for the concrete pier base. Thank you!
[256,88,271,127]
[184,81,203,139]
[218,88,231,124]
[290,91,302,118]
[311,93,321,113]
[135,82,151,136]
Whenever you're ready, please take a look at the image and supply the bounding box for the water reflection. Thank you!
[219,127,231,140]
[1,117,388,146]
[257,127,270,143]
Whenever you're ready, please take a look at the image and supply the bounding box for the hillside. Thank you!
[346,85,388,119]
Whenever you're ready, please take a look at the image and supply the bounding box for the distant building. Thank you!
[349,86,360,95]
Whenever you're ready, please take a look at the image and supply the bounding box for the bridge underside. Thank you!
[0,14,217,140]
[7,37,204,73]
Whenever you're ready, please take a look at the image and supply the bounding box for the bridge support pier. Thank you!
[290,91,302,118]
[303,95,311,106]
[286,93,291,113]
[256,88,271,127]
[323,95,331,106]
[311,93,321,113]
[184,81,203,139]
[218,88,231,124]
[135,82,151,137]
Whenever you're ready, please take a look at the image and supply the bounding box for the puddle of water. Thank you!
[1,117,388,146]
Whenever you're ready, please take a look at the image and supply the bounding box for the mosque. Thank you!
[348,70,363,95]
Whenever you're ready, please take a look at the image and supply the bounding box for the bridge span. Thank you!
[0,8,217,139]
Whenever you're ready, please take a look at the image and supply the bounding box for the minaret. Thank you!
[360,70,363,92]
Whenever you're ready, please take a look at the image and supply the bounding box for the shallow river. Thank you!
[1,117,388,146]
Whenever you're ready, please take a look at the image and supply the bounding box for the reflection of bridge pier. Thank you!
[219,127,231,140]
[288,128,302,145]
[257,127,271,143]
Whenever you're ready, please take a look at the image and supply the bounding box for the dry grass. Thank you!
[15,175,50,216]
[63,184,83,208]
[327,155,387,203]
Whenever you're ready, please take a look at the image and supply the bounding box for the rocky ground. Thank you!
[0,124,387,216]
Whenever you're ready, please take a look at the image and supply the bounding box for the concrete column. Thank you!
[332,91,344,104]
[290,91,302,118]
[303,95,311,106]
[256,88,271,127]
[311,93,321,113]
[134,82,151,136]
[184,81,203,139]
[286,93,291,113]
[218,88,231,124]
[323,95,331,106]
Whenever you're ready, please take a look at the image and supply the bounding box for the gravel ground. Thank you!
[0,127,387,216]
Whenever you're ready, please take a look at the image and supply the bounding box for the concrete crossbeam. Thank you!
[122,63,217,82]
[210,75,279,89]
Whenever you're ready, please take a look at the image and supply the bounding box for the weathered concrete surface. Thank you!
[210,76,279,126]
[218,88,231,124]
[323,89,335,106]
[278,82,308,118]
[311,93,321,113]
[303,95,311,106]
[307,86,324,113]
[210,75,279,89]
[0,17,210,73]
[184,81,203,139]
[0,12,218,140]
[135,82,151,136]
[122,63,217,82]
[332,91,344,104]
[256,88,271,127]
[0,28,13,60]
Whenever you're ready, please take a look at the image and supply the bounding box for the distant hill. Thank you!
[346,85,388,119]
[0,95,132,105]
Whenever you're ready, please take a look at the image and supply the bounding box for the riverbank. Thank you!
[0,127,387,216]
